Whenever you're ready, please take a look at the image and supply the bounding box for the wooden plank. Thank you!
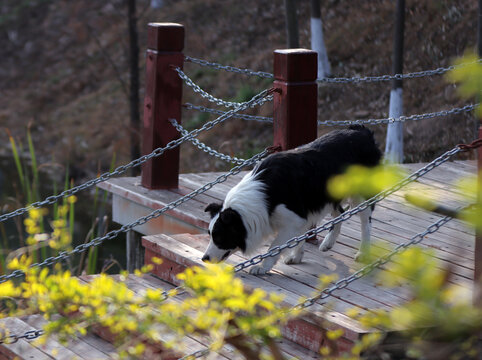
[0,317,56,359]
[338,218,474,282]
[169,234,375,314]
[77,275,219,359]
[143,233,369,350]
[21,315,114,360]
[371,204,474,258]
[380,195,474,236]
[99,177,209,229]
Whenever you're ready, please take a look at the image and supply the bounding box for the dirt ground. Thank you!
[0,0,479,181]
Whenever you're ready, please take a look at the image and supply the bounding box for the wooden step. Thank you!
[0,273,321,359]
[0,316,115,360]
[142,233,370,353]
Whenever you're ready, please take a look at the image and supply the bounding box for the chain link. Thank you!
[184,103,273,123]
[175,67,273,109]
[170,119,246,165]
[178,348,211,360]
[318,104,477,126]
[233,145,462,273]
[0,88,273,224]
[185,55,481,84]
[319,59,482,84]
[0,329,45,345]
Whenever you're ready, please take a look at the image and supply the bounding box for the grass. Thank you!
[1,127,114,275]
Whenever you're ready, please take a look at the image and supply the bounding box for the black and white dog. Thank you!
[202,125,382,275]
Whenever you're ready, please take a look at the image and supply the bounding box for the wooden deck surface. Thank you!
[1,160,476,358]
[0,274,321,360]
[134,160,476,351]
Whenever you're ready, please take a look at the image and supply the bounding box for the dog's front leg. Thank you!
[354,205,373,262]
[249,230,303,275]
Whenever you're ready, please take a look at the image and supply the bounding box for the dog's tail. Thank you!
[348,124,370,132]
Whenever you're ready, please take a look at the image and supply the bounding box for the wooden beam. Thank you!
[273,49,318,151]
[141,23,184,189]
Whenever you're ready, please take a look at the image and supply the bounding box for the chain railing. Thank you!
[232,144,463,273]
[175,67,273,109]
[185,55,481,84]
[0,148,272,283]
[183,103,273,123]
[179,210,459,360]
[0,142,472,350]
[0,146,277,347]
[318,104,477,127]
[0,88,273,224]
[184,55,273,79]
[169,119,246,165]
[0,147,275,285]
[184,102,476,128]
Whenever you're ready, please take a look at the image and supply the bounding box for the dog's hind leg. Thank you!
[319,204,344,252]
[354,203,373,262]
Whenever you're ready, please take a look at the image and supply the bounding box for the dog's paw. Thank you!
[354,250,370,263]
[283,250,304,265]
[319,233,337,252]
[249,265,271,275]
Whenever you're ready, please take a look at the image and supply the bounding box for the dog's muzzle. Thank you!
[201,250,231,263]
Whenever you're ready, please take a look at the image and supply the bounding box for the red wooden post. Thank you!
[141,23,184,189]
[273,49,318,150]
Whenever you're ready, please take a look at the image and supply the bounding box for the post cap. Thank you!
[274,49,317,82]
[147,23,184,52]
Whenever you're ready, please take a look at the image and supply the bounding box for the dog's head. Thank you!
[202,203,247,263]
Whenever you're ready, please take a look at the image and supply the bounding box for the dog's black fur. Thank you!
[202,125,382,274]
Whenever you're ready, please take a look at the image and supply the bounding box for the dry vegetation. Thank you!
[0,0,478,180]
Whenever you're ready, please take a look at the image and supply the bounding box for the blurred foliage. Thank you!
[446,54,482,117]
[0,210,298,359]
[327,164,406,200]
[348,247,481,359]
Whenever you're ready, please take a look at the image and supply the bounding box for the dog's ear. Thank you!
[220,208,237,224]
[205,203,222,218]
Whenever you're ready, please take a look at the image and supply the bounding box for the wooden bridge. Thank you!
[0,22,481,359]
[0,160,477,359]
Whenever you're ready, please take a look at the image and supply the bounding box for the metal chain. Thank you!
[0,148,274,346]
[319,59,482,84]
[296,214,455,309]
[318,104,477,127]
[175,67,273,109]
[0,144,467,349]
[233,145,462,273]
[0,148,272,284]
[170,119,246,165]
[184,103,273,123]
[183,102,475,128]
[0,88,273,224]
[184,55,273,79]
[0,329,45,345]
[185,55,481,84]
[178,348,211,360]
